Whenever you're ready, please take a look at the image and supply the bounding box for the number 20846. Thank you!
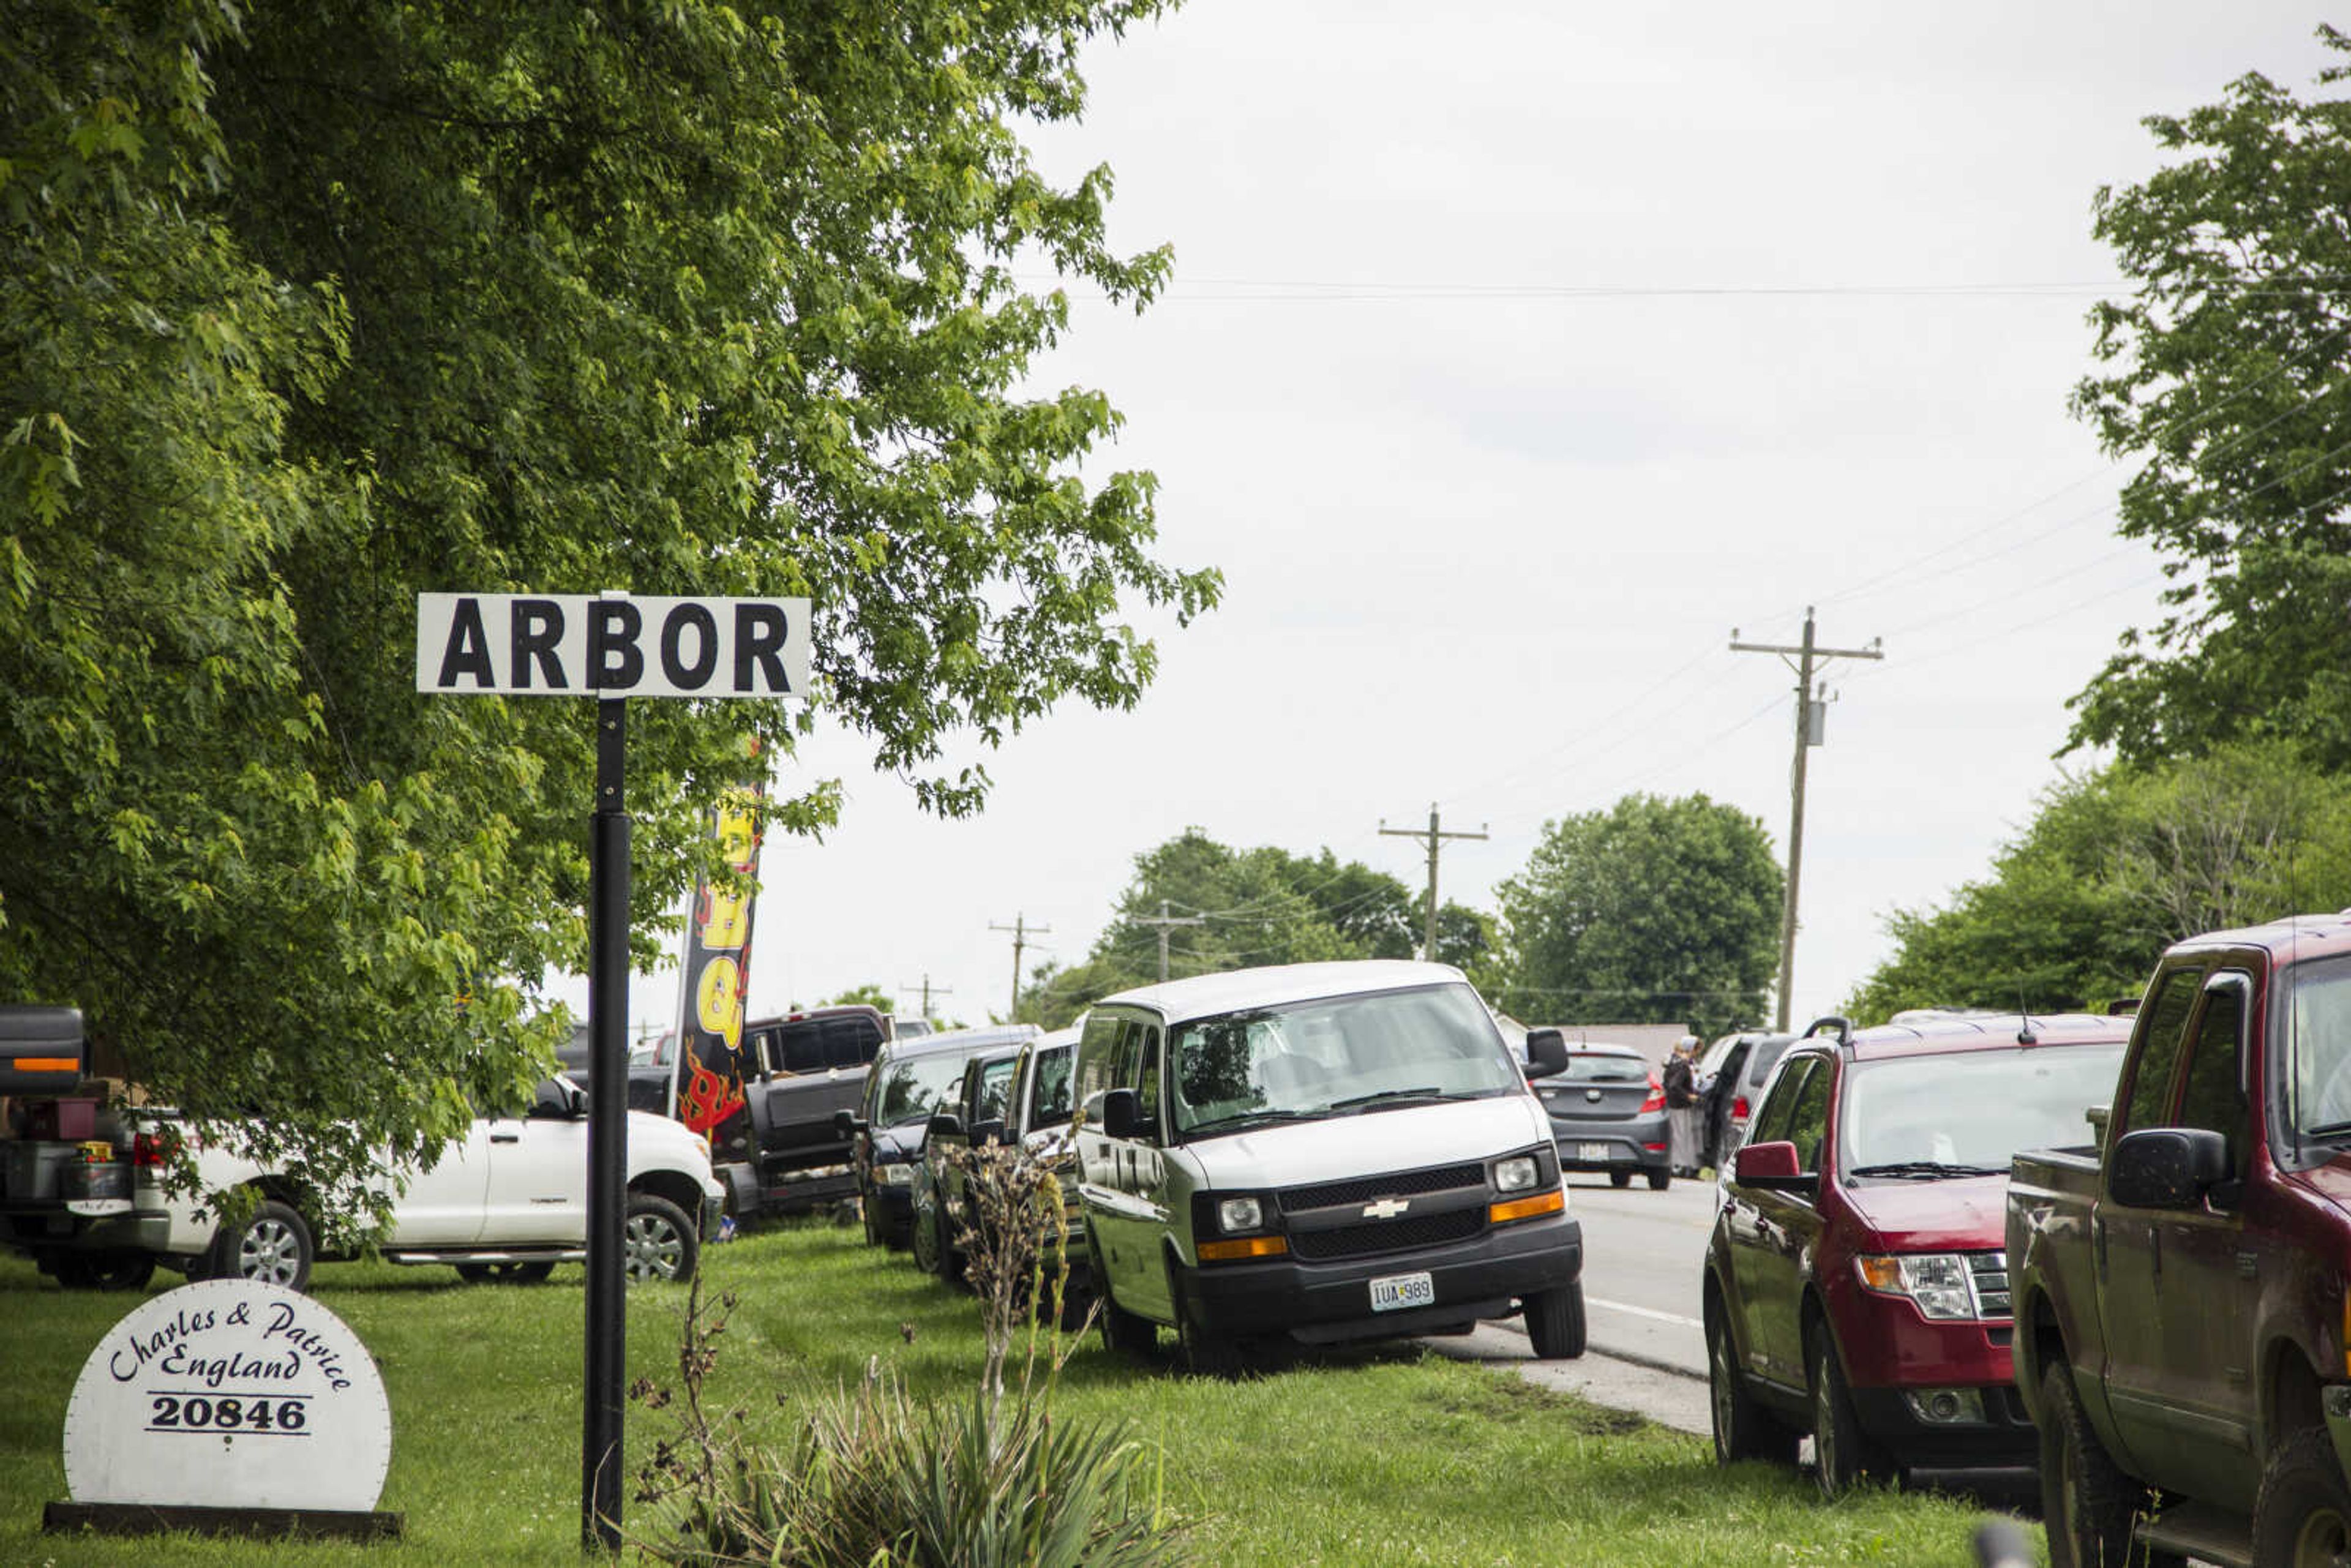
[147,1394,309,1434]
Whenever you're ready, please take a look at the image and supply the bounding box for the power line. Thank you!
[988,914,1050,1019]
[1379,805,1488,961]
[1132,901,1205,983]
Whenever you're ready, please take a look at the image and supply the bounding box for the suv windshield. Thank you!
[872,1052,976,1127]
[1840,1045,2126,1177]
[1168,982,1519,1136]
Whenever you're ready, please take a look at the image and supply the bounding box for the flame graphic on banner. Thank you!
[670,758,764,1143]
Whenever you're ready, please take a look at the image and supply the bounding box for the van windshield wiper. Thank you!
[1185,1108,1327,1136]
[1848,1160,2006,1179]
[1325,1086,1450,1112]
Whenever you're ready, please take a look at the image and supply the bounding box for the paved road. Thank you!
[1561,1169,1718,1376]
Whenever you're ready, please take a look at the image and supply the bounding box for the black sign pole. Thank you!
[583,696,629,1550]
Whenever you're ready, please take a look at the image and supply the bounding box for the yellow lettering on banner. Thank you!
[717,800,757,873]
[696,957,744,1050]
[704,887,751,948]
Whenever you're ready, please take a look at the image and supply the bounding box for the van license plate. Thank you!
[1578,1142,1610,1162]
[1370,1272,1434,1312]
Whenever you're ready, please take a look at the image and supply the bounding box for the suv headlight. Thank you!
[1218,1196,1263,1233]
[1856,1253,1976,1321]
[1494,1155,1539,1193]
[879,1162,915,1187]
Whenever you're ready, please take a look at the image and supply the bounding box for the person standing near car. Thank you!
[1663,1036,1701,1178]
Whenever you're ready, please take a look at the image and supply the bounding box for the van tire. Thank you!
[2250,1425,2351,1567]
[1524,1281,1586,1359]
[932,1195,966,1286]
[1168,1254,1247,1378]
[206,1199,314,1292]
[1090,1226,1156,1358]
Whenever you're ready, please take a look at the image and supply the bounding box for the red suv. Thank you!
[1701,1011,2129,1495]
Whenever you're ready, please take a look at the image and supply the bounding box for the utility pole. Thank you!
[1730,607,1883,1031]
[1133,899,1206,982]
[989,914,1049,1019]
[1379,803,1488,961]
[898,973,950,1023]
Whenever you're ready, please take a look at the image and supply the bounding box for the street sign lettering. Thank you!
[414,593,810,699]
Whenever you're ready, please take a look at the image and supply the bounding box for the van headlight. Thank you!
[1493,1155,1539,1193]
[1856,1253,1976,1320]
[1218,1196,1264,1233]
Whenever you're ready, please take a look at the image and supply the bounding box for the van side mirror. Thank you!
[926,1110,964,1141]
[1523,1028,1570,1079]
[1101,1088,1146,1141]
[833,1109,866,1140]
[2110,1127,2229,1209]
[970,1119,1005,1147]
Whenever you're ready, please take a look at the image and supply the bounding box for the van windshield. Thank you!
[1168,983,1520,1138]
[871,1053,975,1128]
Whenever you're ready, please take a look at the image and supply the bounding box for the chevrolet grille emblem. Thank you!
[1362,1198,1409,1220]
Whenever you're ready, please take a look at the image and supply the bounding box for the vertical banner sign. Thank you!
[672,756,765,1153]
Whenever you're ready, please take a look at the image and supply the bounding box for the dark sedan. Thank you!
[1531,1043,1672,1190]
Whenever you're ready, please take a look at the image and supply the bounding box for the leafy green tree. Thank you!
[1014,829,1484,1026]
[2067,26,2351,767]
[1846,743,2351,1023]
[0,0,1212,1215]
[822,984,896,1015]
[1489,794,1782,1038]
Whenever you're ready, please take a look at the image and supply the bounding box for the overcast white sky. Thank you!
[560,2,2342,1037]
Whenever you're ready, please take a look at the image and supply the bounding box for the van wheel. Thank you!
[910,1187,943,1276]
[207,1199,314,1292]
[1807,1320,1890,1498]
[1090,1227,1156,1358]
[1706,1290,1797,1465]
[623,1193,698,1283]
[1168,1254,1247,1378]
[1523,1281,1587,1359]
[932,1196,966,1286]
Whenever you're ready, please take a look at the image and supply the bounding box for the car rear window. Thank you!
[1559,1054,1648,1082]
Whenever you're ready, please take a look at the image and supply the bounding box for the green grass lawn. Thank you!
[2,1223,2037,1564]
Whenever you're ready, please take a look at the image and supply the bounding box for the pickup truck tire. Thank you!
[204,1199,313,1292]
[1707,1293,1798,1466]
[1524,1281,1588,1360]
[2038,1358,2151,1568]
[2252,1425,2351,1568]
[1808,1322,1891,1499]
[53,1250,157,1292]
[623,1193,698,1283]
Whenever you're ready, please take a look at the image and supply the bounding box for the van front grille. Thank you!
[1277,1163,1485,1214]
[1288,1206,1486,1261]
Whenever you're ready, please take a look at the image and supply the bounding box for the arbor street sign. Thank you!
[415,593,811,699]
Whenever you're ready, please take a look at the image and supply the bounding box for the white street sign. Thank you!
[414,593,810,699]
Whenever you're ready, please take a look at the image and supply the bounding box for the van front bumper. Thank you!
[1172,1210,1582,1344]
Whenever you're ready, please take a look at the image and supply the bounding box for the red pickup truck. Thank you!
[1703,1010,2129,1496]
[2009,913,2351,1568]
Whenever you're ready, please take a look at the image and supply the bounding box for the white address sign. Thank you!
[415,593,810,699]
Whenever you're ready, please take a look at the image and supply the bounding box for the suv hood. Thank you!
[1839,1174,2008,1252]
[1183,1095,1550,1190]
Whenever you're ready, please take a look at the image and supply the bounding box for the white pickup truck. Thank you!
[4,1069,725,1293]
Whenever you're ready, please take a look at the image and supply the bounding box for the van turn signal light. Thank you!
[1489,1188,1567,1225]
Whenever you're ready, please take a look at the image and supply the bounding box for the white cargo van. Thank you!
[1072,960,1585,1371]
